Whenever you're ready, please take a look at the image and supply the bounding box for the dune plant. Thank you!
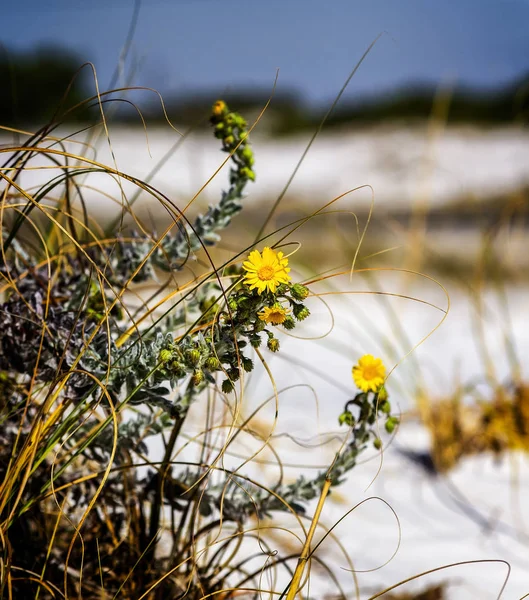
[0,97,399,599]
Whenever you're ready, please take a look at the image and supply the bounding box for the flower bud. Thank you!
[267,337,280,352]
[385,417,399,434]
[185,349,201,367]
[377,385,389,402]
[293,304,310,321]
[205,356,221,371]
[290,283,309,301]
[238,145,254,165]
[171,362,187,378]
[239,167,255,181]
[159,349,173,363]
[223,135,235,146]
[282,316,296,330]
[379,400,391,414]
[212,100,228,118]
[373,438,383,450]
[338,410,355,427]
[191,370,204,386]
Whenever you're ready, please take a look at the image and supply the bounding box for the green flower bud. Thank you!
[224,135,235,146]
[239,167,255,181]
[171,362,187,378]
[267,337,280,352]
[159,349,173,363]
[379,400,391,414]
[205,356,221,371]
[238,145,254,165]
[282,316,296,330]
[377,385,389,402]
[385,417,399,434]
[227,297,238,312]
[221,379,234,394]
[192,370,204,386]
[338,410,355,427]
[290,283,309,301]
[185,349,201,367]
[293,304,310,321]
[373,438,383,450]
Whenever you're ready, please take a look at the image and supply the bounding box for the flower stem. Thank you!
[284,475,332,600]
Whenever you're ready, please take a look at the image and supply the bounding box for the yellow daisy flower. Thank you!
[258,304,289,325]
[352,354,386,393]
[242,247,291,294]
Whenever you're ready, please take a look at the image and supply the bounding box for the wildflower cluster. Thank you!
[95,100,256,284]
[237,246,310,351]
[339,354,400,450]
[211,99,255,184]
[188,355,401,519]
[130,245,310,401]
[168,247,311,395]
[0,96,399,599]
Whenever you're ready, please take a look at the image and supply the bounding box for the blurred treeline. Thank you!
[0,45,93,126]
[1,45,528,131]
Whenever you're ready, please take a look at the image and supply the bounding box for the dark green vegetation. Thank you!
[0,45,92,126]
[160,79,529,134]
[2,45,528,130]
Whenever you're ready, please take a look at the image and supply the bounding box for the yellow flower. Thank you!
[212,100,227,117]
[352,354,386,393]
[242,247,291,294]
[258,304,289,325]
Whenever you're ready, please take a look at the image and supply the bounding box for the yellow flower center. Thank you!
[362,366,378,381]
[268,310,285,324]
[257,265,275,281]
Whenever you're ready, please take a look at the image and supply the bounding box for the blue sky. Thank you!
[4,0,529,105]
